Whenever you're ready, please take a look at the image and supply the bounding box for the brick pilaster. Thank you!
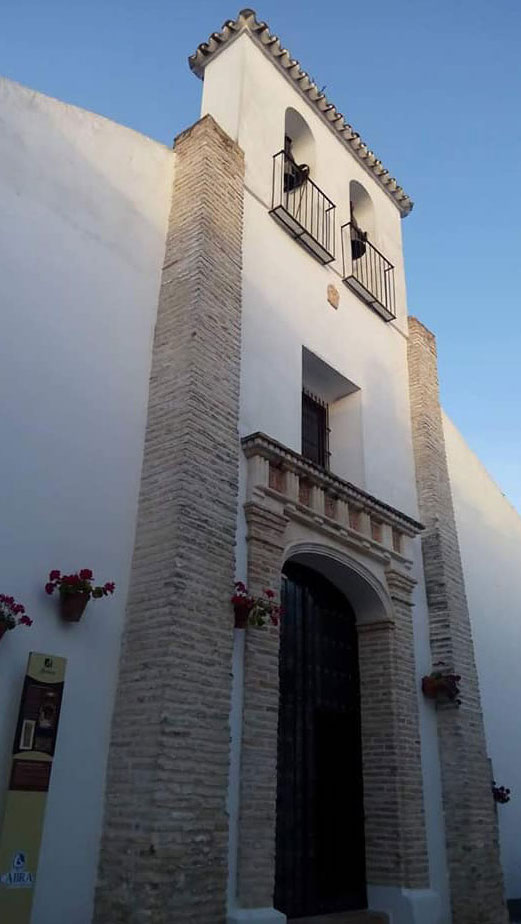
[385,569,429,888]
[408,317,507,924]
[358,570,429,890]
[238,503,288,908]
[94,115,245,924]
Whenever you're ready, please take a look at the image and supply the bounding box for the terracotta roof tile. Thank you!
[189,8,413,216]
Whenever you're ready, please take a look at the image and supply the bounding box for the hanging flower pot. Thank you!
[422,666,461,705]
[0,593,33,642]
[45,569,115,624]
[231,582,282,629]
[233,598,251,629]
[492,782,511,805]
[60,592,90,623]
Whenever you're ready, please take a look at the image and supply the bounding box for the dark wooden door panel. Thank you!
[275,563,367,919]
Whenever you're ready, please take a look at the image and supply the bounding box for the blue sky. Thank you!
[2,0,520,512]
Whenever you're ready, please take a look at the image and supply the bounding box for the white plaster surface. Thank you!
[0,76,173,924]
[368,886,443,924]
[443,412,521,900]
[201,33,409,332]
[202,33,450,923]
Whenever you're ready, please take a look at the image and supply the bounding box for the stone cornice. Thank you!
[189,8,413,216]
[242,431,424,536]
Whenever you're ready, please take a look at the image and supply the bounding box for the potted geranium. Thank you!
[231,582,282,629]
[492,782,511,805]
[0,594,32,641]
[45,569,115,623]
[422,663,461,705]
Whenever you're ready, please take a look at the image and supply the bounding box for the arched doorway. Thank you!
[274,561,367,919]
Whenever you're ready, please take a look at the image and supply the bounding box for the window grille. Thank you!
[302,390,330,469]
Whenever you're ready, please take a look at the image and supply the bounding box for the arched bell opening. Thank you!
[349,179,375,261]
[283,107,315,192]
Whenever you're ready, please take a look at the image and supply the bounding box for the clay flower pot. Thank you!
[60,593,89,623]
[233,604,250,629]
[421,676,439,699]
[422,673,461,705]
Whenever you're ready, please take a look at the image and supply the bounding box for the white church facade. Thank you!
[1,9,520,924]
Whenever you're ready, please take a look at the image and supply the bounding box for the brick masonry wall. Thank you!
[238,502,288,908]
[408,316,508,924]
[359,569,429,890]
[94,115,245,924]
[238,498,429,908]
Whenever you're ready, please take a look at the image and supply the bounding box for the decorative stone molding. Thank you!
[408,317,508,924]
[242,432,422,557]
[327,283,340,309]
[189,8,413,215]
[94,115,245,924]
[235,434,429,914]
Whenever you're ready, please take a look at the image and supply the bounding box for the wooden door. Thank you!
[275,562,367,919]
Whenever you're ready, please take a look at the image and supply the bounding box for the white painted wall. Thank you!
[0,77,173,923]
[200,32,450,922]
[444,412,521,900]
[201,33,409,333]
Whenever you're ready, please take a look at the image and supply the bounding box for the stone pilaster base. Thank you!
[368,886,442,924]
[228,909,286,924]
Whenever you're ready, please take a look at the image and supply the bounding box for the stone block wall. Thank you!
[408,316,508,924]
[94,115,245,924]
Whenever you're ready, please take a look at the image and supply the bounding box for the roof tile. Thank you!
[189,8,413,216]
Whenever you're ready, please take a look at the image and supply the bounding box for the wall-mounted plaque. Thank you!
[0,652,67,923]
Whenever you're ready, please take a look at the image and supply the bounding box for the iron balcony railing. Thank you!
[270,150,335,264]
[341,222,396,322]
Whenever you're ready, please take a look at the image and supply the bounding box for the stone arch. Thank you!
[284,106,315,174]
[282,539,393,627]
[350,178,375,239]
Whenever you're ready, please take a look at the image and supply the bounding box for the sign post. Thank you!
[0,652,67,923]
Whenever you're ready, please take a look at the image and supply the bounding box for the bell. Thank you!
[283,160,309,194]
[351,236,366,261]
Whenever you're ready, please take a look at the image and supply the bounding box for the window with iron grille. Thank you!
[302,390,330,468]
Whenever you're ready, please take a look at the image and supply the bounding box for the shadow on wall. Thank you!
[0,76,173,924]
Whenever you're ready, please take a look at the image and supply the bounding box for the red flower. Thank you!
[103,582,115,594]
[265,589,275,599]
[20,615,32,627]
[63,574,80,585]
[45,582,55,595]
[79,569,93,581]
[49,570,60,581]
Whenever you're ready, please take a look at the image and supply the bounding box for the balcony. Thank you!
[270,150,335,265]
[242,432,423,558]
[341,222,396,321]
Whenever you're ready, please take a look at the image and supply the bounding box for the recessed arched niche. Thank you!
[284,107,315,175]
[350,180,375,240]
